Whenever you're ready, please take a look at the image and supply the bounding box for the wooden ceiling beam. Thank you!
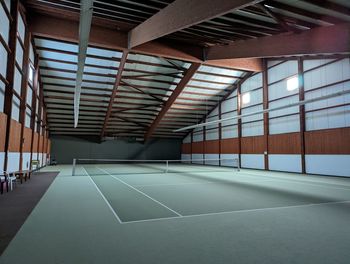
[144,62,201,141]
[100,50,128,139]
[29,13,263,71]
[207,23,350,59]
[128,0,263,48]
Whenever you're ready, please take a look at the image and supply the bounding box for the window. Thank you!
[242,92,251,105]
[28,64,34,84]
[287,76,299,91]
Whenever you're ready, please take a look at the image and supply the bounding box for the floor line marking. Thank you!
[121,200,350,224]
[239,171,350,191]
[82,167,123,224]
[97,167,183,217]
[134,181,214,187]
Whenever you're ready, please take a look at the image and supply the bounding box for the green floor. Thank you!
[1,164,350,264]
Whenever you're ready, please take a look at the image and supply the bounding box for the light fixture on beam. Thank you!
[74,0,94,128]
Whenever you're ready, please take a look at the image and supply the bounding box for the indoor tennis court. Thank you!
[1,161,350,263]
[1,0,350,263]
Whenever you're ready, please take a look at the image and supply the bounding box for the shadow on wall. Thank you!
[50,136,182,164]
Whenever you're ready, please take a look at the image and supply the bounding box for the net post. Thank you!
[72,158,76,176]
[236,158,240,172]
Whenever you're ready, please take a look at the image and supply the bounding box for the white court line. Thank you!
[121,200,350,224]
[134,181,214,187]
[82,167,123,224]
[239,171,350,191]
[97,167,183,217]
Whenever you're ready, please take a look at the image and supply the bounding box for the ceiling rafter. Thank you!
[144,62,201,141]
[256,3,300,33]
[100,50,129,139]
[120,80,166,103]
[207,23,350,60]
[128,0,264,48]
[30,12,263,71]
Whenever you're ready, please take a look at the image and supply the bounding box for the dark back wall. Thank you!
[51,136,182,164]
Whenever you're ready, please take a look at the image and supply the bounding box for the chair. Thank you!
[0,173,8,194]
[8,172,17,191]
[1,171,17,191]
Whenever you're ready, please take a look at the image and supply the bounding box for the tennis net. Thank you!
[72,158,240,176]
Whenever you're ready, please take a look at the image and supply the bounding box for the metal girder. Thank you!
[74,0,94,127]
[128,0,263,48]
[207,23,350,60]
[144,62,201,141]
[100,50,128,139]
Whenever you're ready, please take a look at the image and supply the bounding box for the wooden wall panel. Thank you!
[268,133,301,154]
[181,143,191,154]
[44,137,48,154]
[305,127,350,154]
[32,132,39,153]
[0,113,7,152]
[39,135,44,153]
[8,120,22,152]
[204,140,219,154]
[22,127,33,152]
[192,141,204,154]
[241,136,265,154]
[220,138,239,154]
[47,139,51,154]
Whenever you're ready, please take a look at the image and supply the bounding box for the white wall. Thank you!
[304,58,350,177]
[305,155,350,177]
[204,154,219,165]
[181,58,350,177]
[241,73,264,137]
[221,154,239,167]
[7,152,20,172]
[22,152,31,170]
[269,155,302,173]
[268,60,300,135]
[241,154,264,170]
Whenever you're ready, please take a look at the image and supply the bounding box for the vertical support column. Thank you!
[298,57,306,174]
[237,83,242,169]
[190,132,193,164]
[29,51,39,170]
[4,0,19,171]
[19,26,31,171]
[203,121,206,164]
[262,59,269,170]
[218,102,222,166]
[36,74,43,168]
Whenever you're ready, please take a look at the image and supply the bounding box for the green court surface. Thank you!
[1,164,350,264]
